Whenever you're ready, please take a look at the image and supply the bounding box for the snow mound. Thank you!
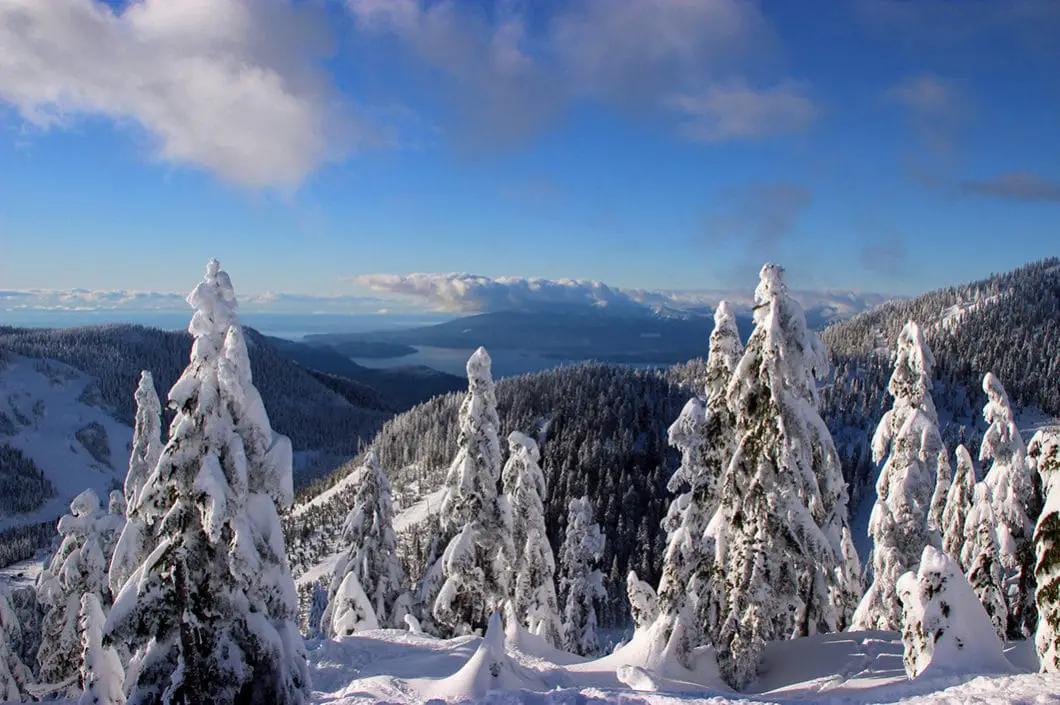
[567,620,728,695]
[426,612,547,702]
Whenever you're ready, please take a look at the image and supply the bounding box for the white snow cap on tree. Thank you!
[981,372,1034,562]
[321,451,406,635]
[105,259,309,705]
[559,496,606,657]
[980,372,1038,639]
[928,447,952,536]
[1029,429,1060,671]
[433,347,513,637]
[897,545,1012,680]
[854,321,943,632]
[108,370,162,597]
[78,593,125,705]
[37,488,122,693]
[961,483,1008,639]
[714,263,853,689]
[0,583,32,703]
[126,370,163,509]
[502,432,562,647]
[626,571,659,631]
[942,445,977,570]
[659,298,744,660]
[329,573,381,637]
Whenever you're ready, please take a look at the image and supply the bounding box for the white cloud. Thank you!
[347,0,560,147]
[346,0,815,147]
[551,0,767,105]
[353,272,894,319]
[0,0,362,188]
[886,73,966,154]
[669,82,818,142]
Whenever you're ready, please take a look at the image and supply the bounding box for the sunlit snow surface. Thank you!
[306,626,1059,704]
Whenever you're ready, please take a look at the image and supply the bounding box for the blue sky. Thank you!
[1,0,1058,312]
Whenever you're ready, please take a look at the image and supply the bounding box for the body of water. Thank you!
[352,345,667,379]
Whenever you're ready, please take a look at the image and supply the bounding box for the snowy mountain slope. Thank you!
[0,355,130,532]
[303,626,1057,704]
[0,324,391,469]
[822,257,1060,416]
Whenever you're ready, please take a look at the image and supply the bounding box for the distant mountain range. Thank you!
[301,288,893,368]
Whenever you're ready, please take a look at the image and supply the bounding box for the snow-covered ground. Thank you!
[306,622,1057,704]
[0,355,131,531]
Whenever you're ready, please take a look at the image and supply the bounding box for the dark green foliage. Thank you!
[0,445,56,514]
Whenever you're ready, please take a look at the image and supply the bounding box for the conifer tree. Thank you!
[432,348,513,636]
[105,260,309,705]
[1029,429,1060,671]
[897,546,1008,679]
[980,372,1039,638]
[321,451,407,635]
[109,371,163,596]
[714,264,853,689]
[37,489,120,693]
[962,484,1008,639]
[0,583,32,703]
[502,432,561,647]
[942,445,976,569]
[559,497,605,657]
[78,593,125,705]
[626,571,659,631]
[854,321,943,632]
[658,301,743,659]
[928,448,952,536]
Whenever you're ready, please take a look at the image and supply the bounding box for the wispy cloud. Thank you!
[669,81,818,142]
[886,73,967,155]
[705,182,813,249]
[346,0,816,149]
[0,0,365,189]
[958,172,1060,203]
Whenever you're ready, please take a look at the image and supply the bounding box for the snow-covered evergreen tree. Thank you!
[108,371,163,596]
[328,574,380,637]
[502,432,561,647]
[432,348,513,636]
[835,526,863,630]
[78,593,124,705]
[928,447,952,536]
[126,370,163,509]
[0,583,32,703]
[897,545,1009,679]
[980,372,1039,638]
[657,301,743,659]
[1029,429,1060,671]
[626,571,659,631]
[942,445,976,569]
[854,321,943,632]
[105,260,309,705]
[37,489,120,694]
[962,484,1008,639]
[321,451,407,635]
[558,497,605,657]
[714,264,853,689]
